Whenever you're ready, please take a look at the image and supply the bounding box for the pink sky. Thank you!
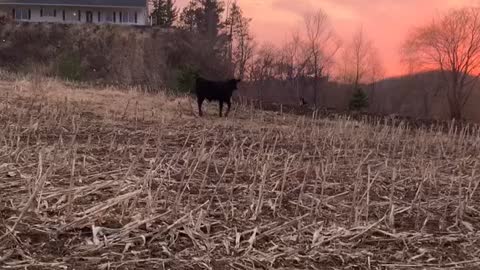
[177,0,477,77]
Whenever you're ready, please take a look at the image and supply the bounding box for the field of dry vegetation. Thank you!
[1,74,480,270]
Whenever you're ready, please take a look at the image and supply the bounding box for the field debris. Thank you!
[1,79,480,269]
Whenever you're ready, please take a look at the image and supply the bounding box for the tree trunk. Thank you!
[449,103,462,120]
[449,100,462,119]
[228,16,234,76]
[422,90,430,119]
[313,54,318,107]
[447,87,463,120]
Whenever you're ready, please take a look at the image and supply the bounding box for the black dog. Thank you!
[195,77,241,117]
[300,97,307,106]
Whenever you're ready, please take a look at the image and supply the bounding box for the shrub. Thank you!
[57,52,84,81]
[0,15,12,25]
[0,23,227,89]
[175,65,199,94]
[349,88,369,111]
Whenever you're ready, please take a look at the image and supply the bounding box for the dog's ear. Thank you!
[230,78,241,85]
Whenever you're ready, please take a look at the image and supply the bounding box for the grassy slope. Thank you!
[0,76,480,269]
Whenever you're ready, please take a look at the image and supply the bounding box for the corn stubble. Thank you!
[0,76,480,269]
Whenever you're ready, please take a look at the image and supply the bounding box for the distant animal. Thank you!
[195,77,241,117]
[300,97,307,106]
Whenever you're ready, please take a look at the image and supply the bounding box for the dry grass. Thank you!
[0,76,480,270]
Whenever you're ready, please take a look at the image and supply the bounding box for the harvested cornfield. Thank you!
[1,76,480,270]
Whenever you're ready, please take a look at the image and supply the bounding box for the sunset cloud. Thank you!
[271,0,313,17]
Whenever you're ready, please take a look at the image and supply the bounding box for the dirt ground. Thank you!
[1,77,480,269]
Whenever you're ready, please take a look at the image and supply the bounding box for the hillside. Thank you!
[240,71,480,122]
[1,75,480,269]
[366,70,480,121]
[0,22,228,90]
[371,71,444,117]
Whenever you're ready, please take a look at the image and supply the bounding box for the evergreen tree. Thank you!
[349,88,369,111]
[179,0,202,31]
[176,65,199,93]
[164,0,177,26]
[200,0,224,40]
[179,0,224,39]
[179,0,231,79]
[151,0,178,27]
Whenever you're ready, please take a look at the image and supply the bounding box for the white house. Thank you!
[0,0,149,25]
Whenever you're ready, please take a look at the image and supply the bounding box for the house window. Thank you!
[121,11,136,23]
[105,11,115,22]
[41,8,56,17]
[65,10,79,21]
[15,8,30,20]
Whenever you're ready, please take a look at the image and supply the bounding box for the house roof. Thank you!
[0,0,147,8]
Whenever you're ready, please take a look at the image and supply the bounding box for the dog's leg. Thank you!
[219,101,223,117]
[225,100,231,117]
[197,97,204,117]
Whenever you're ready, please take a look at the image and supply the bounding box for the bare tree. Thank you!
[338,27,384,87]
[302,10,341,107]
[276,40,295,81]
[366,45,385,113]
[368,48,385,87]
[234,31,255,79]
[277,32,299,96]
[248,43,278,101]
[224,1,255,79]
[403,7,480,119]
[278,30,312,101]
